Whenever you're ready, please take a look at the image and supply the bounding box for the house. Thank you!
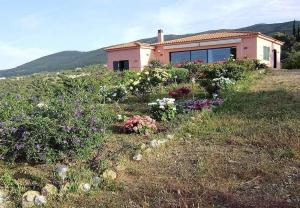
[105,30,284,71]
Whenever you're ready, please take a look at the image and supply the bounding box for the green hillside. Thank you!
[0,20,299,77]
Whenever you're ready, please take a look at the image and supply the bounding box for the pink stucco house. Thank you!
[105,30,284,71]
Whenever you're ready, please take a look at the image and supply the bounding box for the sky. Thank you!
[0,0,299,70]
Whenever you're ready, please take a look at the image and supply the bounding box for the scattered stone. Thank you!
[102,170,117,180]
[22,191,40,208]
[34,195,47,206]
[56,165,68,181]
[149,139,159,148]
[167,134,174,140]
[79,183,91,192]
[133,153,143,161]
[0,190,9,204]
[41,184,58,196]
[92,176,102,187]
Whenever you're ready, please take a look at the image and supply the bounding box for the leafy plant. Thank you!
[148,98,177,121]
[123,115,157,135]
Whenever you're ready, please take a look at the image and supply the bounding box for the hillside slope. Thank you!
[0,21,298,77]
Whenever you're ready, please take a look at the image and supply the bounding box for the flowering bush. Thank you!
[127,68,170,97]
[168,87,191,99]
[106,84,127,102]
[185,98,224,110]
[148,98,177,121]
[123,115,157,134]
[168,67,189,83]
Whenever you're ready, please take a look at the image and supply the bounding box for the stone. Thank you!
[167,134,174,140]
[79,183,91,192]
[0,190,9,204]
[102,170,117,180]
[22,191,40,208]
[133,153,142,161]
[149,139,159,148]
[34,195,46,206]
[41,184,58,196]
[56,165,68,181]
[92,176,102,187]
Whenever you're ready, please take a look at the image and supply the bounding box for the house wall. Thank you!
[107,48,141,71]
[140,48,155,70]
[256,37,281,68]
[154,37,260,65]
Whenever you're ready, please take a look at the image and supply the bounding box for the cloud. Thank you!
[0,41,52,70]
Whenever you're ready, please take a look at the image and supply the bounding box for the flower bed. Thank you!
[148,98,176,121]
[184,98,224,110]
[123,115,157,135]
[168,87,191,99]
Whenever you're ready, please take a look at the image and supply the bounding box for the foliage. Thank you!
[148,60,164,69]
[168,67,189,83]
[148,98,177,121]
[0,72,116,163]
[123,115,157,135]
[282,51,300,69]
[106,84,128,102]
[168,87,191,99]
[184,98,224,110]
[127,68,170,97]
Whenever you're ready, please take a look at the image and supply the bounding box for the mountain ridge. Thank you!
[0,20,299,77]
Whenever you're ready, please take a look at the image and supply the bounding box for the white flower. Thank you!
[37,102,47,108]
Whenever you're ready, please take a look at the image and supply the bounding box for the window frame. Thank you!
[263,46,270,61]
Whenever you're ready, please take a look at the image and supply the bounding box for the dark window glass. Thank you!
[170,51,190,65]
[191,50,207,63]
[208,48,232,63]
[230,47,237,59]
[113,61,119,71]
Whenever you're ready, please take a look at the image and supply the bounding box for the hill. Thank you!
[0,20,299,77]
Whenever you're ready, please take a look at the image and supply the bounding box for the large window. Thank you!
[191,50,207,63]
[170,51,190,65]
[263,46,270,61]
[170,47,236,64]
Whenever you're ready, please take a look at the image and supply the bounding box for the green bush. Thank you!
[283,52,300,69]
[168,67,189,83]
[0,75,115,163]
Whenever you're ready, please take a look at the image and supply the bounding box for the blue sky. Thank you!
[0,0,299,69]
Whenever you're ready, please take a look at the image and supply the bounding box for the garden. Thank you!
[1,58,299,207]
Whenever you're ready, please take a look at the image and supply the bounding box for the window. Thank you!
[113,60,129,71]
[170,51,190,65]
[170,47,236,64]
[191,50,207,63]
[263,46,270,61]
[208,48,232,63]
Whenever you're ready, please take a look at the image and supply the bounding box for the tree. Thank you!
[293,19,296,37]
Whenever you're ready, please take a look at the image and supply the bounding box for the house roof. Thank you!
[105,42,154,51]
[153,31,284,45]
[154,31,260,45]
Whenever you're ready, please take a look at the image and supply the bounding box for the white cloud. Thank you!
[0,41,52,69]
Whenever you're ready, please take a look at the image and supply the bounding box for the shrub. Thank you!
[106,84,128,102]
[0,75,115,163]
[168,87,191,99]
[148,98,177,121]
[148,60,164,69]
[127,68,170,97]
[283,52,300,69]
[123,115,157,135]
[168,67,189,83]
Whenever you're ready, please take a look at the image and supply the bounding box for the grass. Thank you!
[1,69,300,208]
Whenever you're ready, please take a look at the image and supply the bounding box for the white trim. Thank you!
[163,38,242,50]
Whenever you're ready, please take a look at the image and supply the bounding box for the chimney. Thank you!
[158,29,164,43]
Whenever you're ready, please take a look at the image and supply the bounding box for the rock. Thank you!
[102,170,117,181]
[92,176,102,187]
[133,153,142,161]
[56,165,68,181]
[79,183,91,192]
[41,184,58,196]
[22,191,40,208]
[149,139,159,148]
[167,134,174,140]
[34,195,46,206]
[0,190,9,204]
